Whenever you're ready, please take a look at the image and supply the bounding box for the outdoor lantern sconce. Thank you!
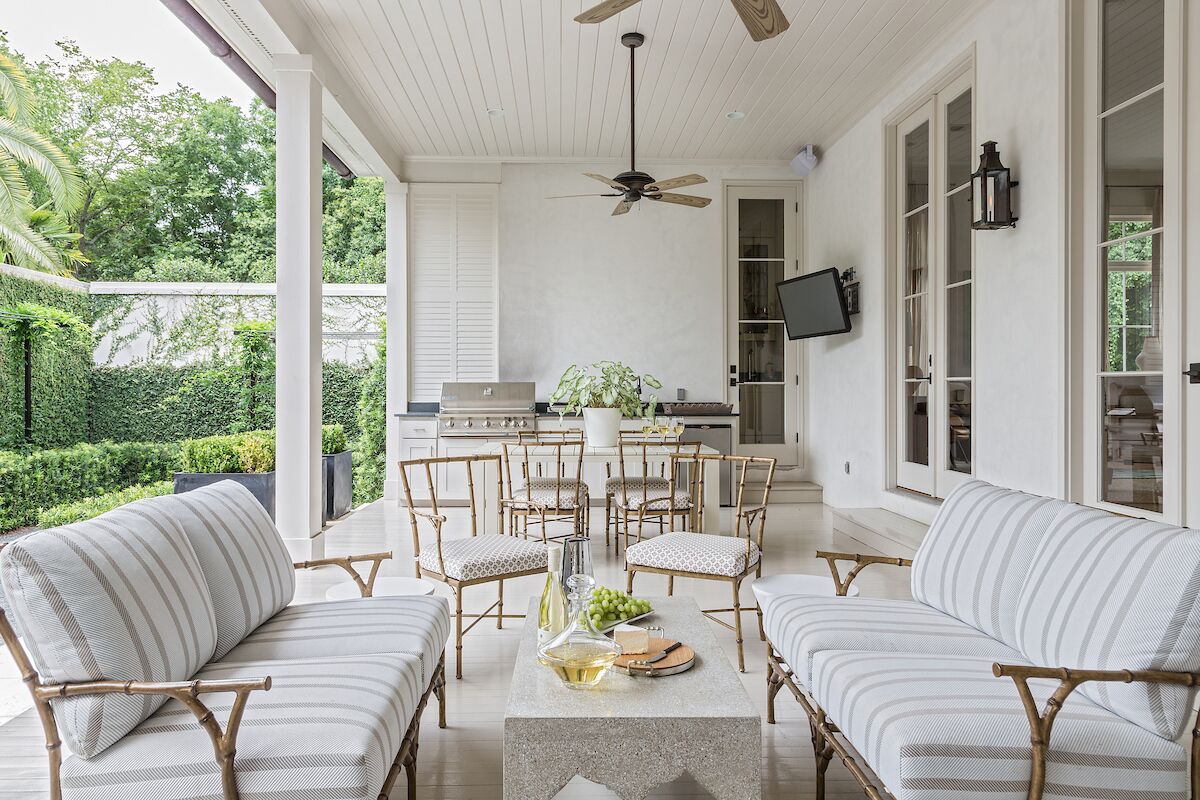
[970,141,1019,230]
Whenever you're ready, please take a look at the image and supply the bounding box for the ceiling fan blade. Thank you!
[647,193,712,209]
[612,199,634,216]
[575,0,642,24]
[545,193,624,199]
[584,172,628,191]
[644,173,708,193]
[729,0,791,42]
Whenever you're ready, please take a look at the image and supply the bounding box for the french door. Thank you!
[893,72,975,498]
[1078,0,1189,523]
[725,184,801,465]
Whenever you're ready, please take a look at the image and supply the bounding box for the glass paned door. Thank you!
[727,185,800,463]
[1082,0,1176,519]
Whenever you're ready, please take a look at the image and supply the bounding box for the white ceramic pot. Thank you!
[582,407,621,447]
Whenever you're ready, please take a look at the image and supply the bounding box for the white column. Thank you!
[274,54,324,560]
[383,182,409,501]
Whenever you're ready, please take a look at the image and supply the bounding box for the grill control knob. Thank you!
[445,420,454,428]
[500,419,509,428]
[483,419,491,428]
[518,419,528,428]
[464,419,473,428]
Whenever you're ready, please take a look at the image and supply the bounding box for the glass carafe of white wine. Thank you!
[538,542,568,646]
[537,573,621,688]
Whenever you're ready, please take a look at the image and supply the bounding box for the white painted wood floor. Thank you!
[0,500,910,799]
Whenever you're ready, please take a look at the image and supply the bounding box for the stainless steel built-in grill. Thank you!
[437,382,537,438]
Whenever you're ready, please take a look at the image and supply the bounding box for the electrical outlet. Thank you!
[844,461,851,475]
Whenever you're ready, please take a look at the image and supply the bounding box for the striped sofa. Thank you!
[0,480,451,800]
[763,479,1200,800]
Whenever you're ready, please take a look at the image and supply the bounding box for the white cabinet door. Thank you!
[399,440,436,503]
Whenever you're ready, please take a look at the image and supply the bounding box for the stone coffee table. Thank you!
[503,597,761,800]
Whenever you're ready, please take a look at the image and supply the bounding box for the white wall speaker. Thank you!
[790,144,819,177]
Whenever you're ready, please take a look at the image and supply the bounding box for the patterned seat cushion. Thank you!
[625,532,759,577]
[612,486,692,511]
[1016,505,1200,740]
[910,479,1067,650]
[218,595,451,686]
[0,502,217,759]
[605,475,668,492]
[809,651,1188,800]
[147,481,296,660]
[510,480,589,509]
[764,596,1021,689]
[419,534,547,581]
[59,654,424,800]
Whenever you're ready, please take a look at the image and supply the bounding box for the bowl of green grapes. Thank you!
[587,586,653,633]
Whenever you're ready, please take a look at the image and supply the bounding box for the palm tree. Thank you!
[0,52,82,275]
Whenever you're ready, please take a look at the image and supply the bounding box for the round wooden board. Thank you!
[612,637,695,677]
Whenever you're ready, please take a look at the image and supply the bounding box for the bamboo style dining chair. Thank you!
[608,438,702,553]
[399,454,548,679]
[501,435,589,540]
[624,452,776,672]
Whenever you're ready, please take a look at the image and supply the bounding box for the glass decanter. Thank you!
[537,573,621,689]
[537,542,568,646]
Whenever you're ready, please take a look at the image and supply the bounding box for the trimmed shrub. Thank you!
[322,423,347,455]
[353,325,386,506]
[37,481,174,528]
[0,441,181,531]
[322,361,368,439]
[181,425,343,474]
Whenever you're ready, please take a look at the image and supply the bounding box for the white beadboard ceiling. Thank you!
[289,0,986,163]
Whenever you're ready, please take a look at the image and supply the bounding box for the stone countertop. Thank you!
[505,596,757,721]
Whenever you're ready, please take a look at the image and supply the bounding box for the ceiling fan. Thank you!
[548,32,712,217]
[576,0,790,42]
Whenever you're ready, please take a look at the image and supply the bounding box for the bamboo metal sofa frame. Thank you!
[625,452,776,672]
[0,544,446,800]
[399,453,548,679]
[763,480,1200,800]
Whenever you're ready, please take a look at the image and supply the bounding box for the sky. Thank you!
[1,0,255,105]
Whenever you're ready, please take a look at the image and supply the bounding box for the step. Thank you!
[831,507,929,558]
[747,479,822,504]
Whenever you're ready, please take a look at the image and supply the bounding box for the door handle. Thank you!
[1185,363,1200,384]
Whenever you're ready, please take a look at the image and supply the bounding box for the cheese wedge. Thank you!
[613,624,649,655]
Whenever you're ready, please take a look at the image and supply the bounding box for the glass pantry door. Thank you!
[726,184,801,464]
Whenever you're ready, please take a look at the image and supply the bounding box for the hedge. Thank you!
[353,326,386,506]
[91,362,368,443]
[36,481,174,528]
[181,425,345,474]
[0,441,181,531]
[0,272,93,450]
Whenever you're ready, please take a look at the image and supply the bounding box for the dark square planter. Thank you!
[174,472,276,519]
[323,450,353,522]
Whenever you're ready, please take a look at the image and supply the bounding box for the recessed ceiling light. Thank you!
[726,110,746,120]
[487,108,505,118]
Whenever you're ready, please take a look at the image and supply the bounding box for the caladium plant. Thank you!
[549,361,662,419]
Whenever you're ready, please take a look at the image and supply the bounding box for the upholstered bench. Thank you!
[0,480,450,800]
[764,479,1200,800]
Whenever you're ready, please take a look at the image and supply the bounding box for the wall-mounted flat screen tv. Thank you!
[776,267,852,340]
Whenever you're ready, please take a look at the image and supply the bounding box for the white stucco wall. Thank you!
[497,160,795,402]
[804,0,1064,508]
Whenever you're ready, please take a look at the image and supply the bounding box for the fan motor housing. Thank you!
[615,170,655,194]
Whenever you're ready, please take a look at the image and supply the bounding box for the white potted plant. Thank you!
[548,362,662,447]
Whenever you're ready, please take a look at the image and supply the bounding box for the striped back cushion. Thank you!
[911,479,1067,649]
[1016,505,1200,739]
[149,481,295,659]
[0,501,217,758]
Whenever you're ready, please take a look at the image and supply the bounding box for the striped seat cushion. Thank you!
[1016,505,1200,740]
[58,654,424,800]
[764,596,1020,689]
[148,481,295,660]
[625,532,759,577]
[0,502,217,759]
[810,651,1189,800]
[911,479,1067,650]
[418,534,547,581]
[218,595,451,686]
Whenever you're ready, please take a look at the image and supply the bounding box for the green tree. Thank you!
[0,50,82,273]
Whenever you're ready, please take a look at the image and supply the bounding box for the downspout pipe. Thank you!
[159,0,354,179]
